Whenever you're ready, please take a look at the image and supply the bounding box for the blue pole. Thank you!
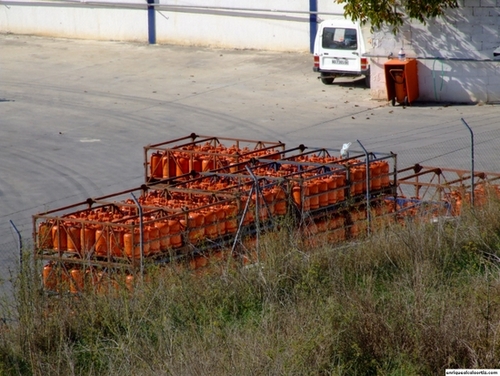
[309,0,317,53]
[147,0,156,44]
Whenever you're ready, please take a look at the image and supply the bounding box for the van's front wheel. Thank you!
[320,74,335,85]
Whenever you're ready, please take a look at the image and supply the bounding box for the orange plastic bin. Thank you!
[384,58,419,106]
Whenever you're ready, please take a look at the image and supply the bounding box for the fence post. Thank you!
[130,193,144,277]
[9,220,22,272]
[356,140,371,234]
[461,118,474,207]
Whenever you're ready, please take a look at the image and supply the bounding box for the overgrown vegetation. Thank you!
[2,201,500,375]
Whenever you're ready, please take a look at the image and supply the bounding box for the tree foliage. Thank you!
[336,0,459,32]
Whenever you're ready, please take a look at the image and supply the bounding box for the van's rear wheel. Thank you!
[320,74,335,85]
[364,75,371,88]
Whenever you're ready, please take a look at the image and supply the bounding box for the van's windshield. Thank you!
[321,27,358,50]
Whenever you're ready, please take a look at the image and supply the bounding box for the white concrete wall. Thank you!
[369,0,500,103]
[0,0,345,50]
[0,6,146,41]
[150,1,344,54]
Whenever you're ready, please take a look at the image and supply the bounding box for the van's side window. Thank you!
[322,28,357,50]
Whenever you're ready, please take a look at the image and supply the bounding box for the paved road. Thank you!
[1,34,499,295]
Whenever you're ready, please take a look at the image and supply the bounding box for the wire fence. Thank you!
[1,112,499,299]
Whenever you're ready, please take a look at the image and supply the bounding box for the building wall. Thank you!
[0,0,343,51]
[1,0,499,103]
[369,0,500,103]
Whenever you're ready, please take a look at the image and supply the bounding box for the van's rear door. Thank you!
[319,24,361,73]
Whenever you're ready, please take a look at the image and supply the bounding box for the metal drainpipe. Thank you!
[130,193,144,277]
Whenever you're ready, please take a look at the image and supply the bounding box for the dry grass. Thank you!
[2,201,500,375]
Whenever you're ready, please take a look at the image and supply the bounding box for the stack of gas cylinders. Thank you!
[35,134,397,294]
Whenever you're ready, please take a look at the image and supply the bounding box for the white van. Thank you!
[313,17,371,87]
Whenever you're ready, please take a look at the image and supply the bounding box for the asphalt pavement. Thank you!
[1,34,499,296]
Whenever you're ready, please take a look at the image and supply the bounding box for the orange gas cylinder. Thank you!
[450,191,462,216]
[43,263,58,291]
[358,165,367,193]
[190,156,202,173]
[350,222,360,238]
[204,209,218,239]
[263,189,276,207]
[168,219,183,248]
[326,177,337,204]
[155,220,170,250]
[148,226,160,254]
[38,222,53,250]
[316,219,328,233]
[241,251,258,266]
[370,161,382,191]
[95,227,109,256]
[195,255,209,269]
[273,187,287,215]
[52,223,67,251]
[176,154,189,176]
[292,185,303,207]
[229,162,239,173]
[242,205,255,227]
[350,168,363,196]
[215,205,226,236]
[95,271,115,295]
[162,153,176,179]
[110,229,124,257]
[328,215,346,242]
[69,268,84,294]
[123,226,150,258]
[383,199,396,214]
[185,212,204,244]
[318,179,329,207]
[141,227,151,256]
[474,186,487,207]
[201,156,214,172]
[224,204,239,233]
[123,230,135,258]
[254,195,269,221]
[66,223,81,254]
[125,274,135,292]
[301,185,311,211]
[380,161,390,188]
[242,236,258,252]
[81,225,96,256]
[307,181,319,210]
[259,203,270,221]
[334,174,346,201]
[327,215,342,230]
[150,152,163,179]
[211,250,226,263]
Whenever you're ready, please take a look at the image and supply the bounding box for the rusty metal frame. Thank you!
[397,164,500,202]
[144,134,287,183]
